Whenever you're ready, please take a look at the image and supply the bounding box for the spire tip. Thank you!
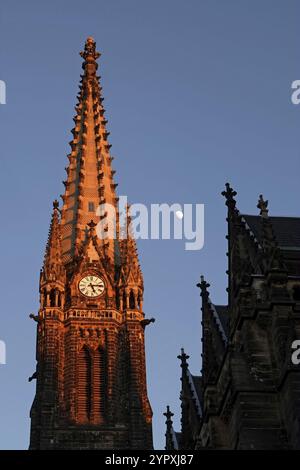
[53,199,59,210]
[80,37,100,63]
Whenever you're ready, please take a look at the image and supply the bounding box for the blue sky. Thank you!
[0,0,299,449]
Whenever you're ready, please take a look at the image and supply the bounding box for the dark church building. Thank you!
[165,184,300,450]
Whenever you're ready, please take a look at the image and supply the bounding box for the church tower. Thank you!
[29,37,153,450]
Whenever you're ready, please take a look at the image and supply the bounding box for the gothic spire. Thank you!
[163,406,178,451]
[42,200,64,281]
[257,194,286,274]
[119,205,143,287]
[60,37,119,265]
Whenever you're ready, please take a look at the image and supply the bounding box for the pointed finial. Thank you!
[257,194,269,218]
[80,37,100,65]
[53,199,59,210]
[177,348,189,369]
[163,405,174,423]
[222,182,237,209]
[197,275,210,300]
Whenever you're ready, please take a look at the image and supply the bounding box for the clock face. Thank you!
[79,275,105,298]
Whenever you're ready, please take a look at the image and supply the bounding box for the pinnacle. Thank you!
[197,275,210,293]
[42,200,64,281]
[163,405,174,421]
[222,182,237,208]
[257,194,269,218]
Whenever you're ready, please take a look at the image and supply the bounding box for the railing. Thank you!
[40,308,144,323]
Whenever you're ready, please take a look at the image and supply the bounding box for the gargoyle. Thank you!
[28,371,37,382]
[29,313,41,323]
[140,318,155,329]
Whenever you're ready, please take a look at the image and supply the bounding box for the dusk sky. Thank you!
[0,0,299,449]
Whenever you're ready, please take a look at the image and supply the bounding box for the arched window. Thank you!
[137,292,141,310]
[43,289,47,307]
[50,289,56,307]
[77,346,92,423]
[129,290,135,309]
[123,291,127,309]
[116,291,120,309]
[93,347,106,422]
[65,286,71,305]
[57,292,61,308]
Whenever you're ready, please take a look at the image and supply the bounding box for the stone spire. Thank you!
[118,206,144,311]
[41,200,64,282]
[60,37,118,265]
[119,206,143,284]
[30,38,153,451]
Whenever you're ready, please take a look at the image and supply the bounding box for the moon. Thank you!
[175,210,184,220]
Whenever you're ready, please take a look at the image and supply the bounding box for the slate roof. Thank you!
[169,427,180,450]
[187,370,202,417]
[174,432,182,447]
[242,215,300,250]
[191,375,203,403]
[214,305,229,336]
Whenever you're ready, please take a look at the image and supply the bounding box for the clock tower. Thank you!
[29,37,153,450]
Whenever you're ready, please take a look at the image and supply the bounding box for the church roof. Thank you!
[174,432,181,447]
[242,215,300,250]
[209,301,229,344]
[191,375,203,403]
[214,305,229,336]
[168,428,181,450]
[186,370,203,417]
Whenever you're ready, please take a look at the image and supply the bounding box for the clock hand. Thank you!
[88,283,96,293]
